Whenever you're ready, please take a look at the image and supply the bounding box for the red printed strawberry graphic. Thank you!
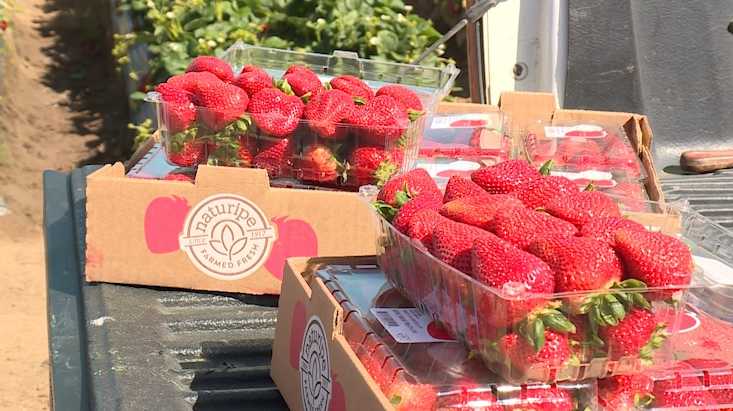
[289,301,307,369]
[449,119,488,127]
[143,196,191,254]
[186,55,234,83]
[328,378,346,411]
[265,217,318,280]
[426,320,454,340]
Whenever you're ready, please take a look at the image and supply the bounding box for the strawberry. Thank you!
[489,207,578,250]
[514,175,578,209]
[166,71,221,93]
[406,209,448,250]
[504,386,574,411]
[605,137,641,178]
[348,95,409,146]
[329,75,374,102]
[471,160,541,194]
[303,89,355,139]
[393,193,443,234]
[614,229,694,290]
[248,88,305,137]
[186,55,234,83]
[440,194,524,230]
[603,182,647,212]
[652,375,719,409]
[253,138,292,178]
[376,84,423,116]
[377,168,439,208]
[166,128,207,167]
[233,65,273,97]
[440,381,502,411]
[499,330,574,376]
[281,65,323,98]
[163,173,194,182]
[545,191,621,227]
[192,79,249,131]
[155,83,196,134]
[599,308,666,363]
[556,137,605,171]
[205,118,254,167]
[598,374,654,410]
[296,143,341,183]
[386,380,437,411]
[348,146,401,187]
[443,176,486,203]
[579,216,645,246]
[432,220,493,274]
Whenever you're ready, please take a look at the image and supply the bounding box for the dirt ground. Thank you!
[0,0,130,409]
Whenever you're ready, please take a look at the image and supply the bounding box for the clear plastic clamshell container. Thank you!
[147,42,459,190]
[315,263,598,411]
[369,194,729,384]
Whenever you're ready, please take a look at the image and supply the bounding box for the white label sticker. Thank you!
[370,308,455,343]
[430,114,493,129]
[544,124,608,139]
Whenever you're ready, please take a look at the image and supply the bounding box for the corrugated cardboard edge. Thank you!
[272,257,392,411]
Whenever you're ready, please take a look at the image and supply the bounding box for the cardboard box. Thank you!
[85,165,378,294]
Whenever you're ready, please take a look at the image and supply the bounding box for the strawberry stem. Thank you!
[353,96,366,105]
[408,109,424,122]
[583,182,596,192]
[276,79,294,96]
[539,159,554,176]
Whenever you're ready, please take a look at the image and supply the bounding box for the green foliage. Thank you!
[128,118,154,149]
[115,0,447,90]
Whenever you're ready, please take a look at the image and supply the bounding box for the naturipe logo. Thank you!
[179,194,276,280]
[300,316,331,411]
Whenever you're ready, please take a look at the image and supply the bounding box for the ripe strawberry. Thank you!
[237,135,257,166]
[393,193,443,234]
[440,380,503,410]
[167,128,207,167]
[443,175,486,203]
[528,236,622,292]
[499,330,573,375]
[281,65,323,98]
[329,75,374,102]
[186,55,234,83]
[504,386,574,411]
[652,376,719,409]
[599,308,666,363]
[489,207,578,250]
[348,146,400,187]
[556,137,605,171]
[248,88,304,138]
[471,160,541,194]
[598,374,654,410]
[376,84,423,115]
[432,220,493,274]
[377,168,439,208]
[348,95,409,146]
[614,229,694,290]
[163,173,194,182]
[514,175,578,209]
[155,83,196,133]
[303,89,355,139]
[207,134,257,167]
[193,79,249,131]
[603,182,647,212]
[579,217,645,246]
[406,209,448,250]
[440,194,523,230]
[545,191,621,227]
[233,65,273,97]
[253,138,292,178]
[605,137,641,178]
[386,380,437,411]
[166,71,221,93]
[296,143,341,183]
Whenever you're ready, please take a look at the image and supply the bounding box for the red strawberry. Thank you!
[186,55,234,83]
[358,354,391,392]
[432,220,493,274]
[253,138,292,178]
[504,386,574,411]
[167,128,207,167]
[614,229,694,290]
[472,235,558,328]
[440,380,502,410]
[233,65,273,97]
[393,193,443,233]
[348,146,401,187]
[471,160,541,194]
[296,143,341,184]
[236,135,257,166]
[556,138,605,171]
[652,375,719,409]
[440,194,524,230]
[579,217,645,246]
[545,191,621,227]
[303,89,355,139]
[155,83,196,134]
[0,20,8,32]
[603,182,647,212]
[193,80,249,131]
[599,308,666,363]
[248,88,304,137]
[377,168,439,207]
[406,209,448,250]
[443,176,486,203]
[528,236,622,292]
[489,207,578,250]
[281,65,323,98]
[499,330,573,375]
[376,84,423,114]
[329,75,374,102]
[514,175,578,209]
[166,71,221,93]
[163,173,194,182]
[605,137,641,178]
[386,380,437,411]
[348,95,409,146]
[598,374,654,410]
